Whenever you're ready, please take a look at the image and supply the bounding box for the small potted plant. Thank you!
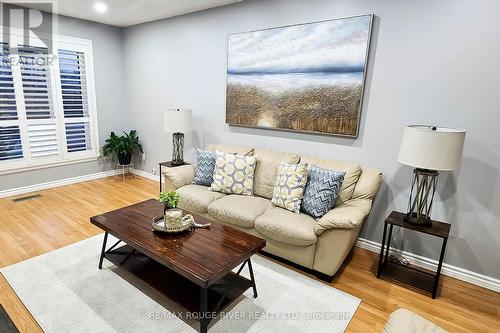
[159,190,181,211]
[158,190,182,227]
[101,130,143,165]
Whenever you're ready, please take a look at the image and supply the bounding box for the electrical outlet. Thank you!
[152,168,157,175]
[141,153,146,161]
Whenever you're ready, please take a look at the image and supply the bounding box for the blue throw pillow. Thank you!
[193,149,216,186]
[301,165,345,218]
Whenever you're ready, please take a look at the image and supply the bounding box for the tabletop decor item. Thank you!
[164,109,193,165]
[153,191,212,233]
[226,14,373,137]
[101,130,143,165]
[163,209,183,226]
[156,190,188,232]
[152,213,195,233]
[158,190,181,213]
[398,125,466,225]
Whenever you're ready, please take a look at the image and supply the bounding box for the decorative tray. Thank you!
[152,214,193,233]
[152,214,211,233]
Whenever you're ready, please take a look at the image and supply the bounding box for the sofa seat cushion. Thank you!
[255,207,317,246]
[207,195,273,228]
[177,184,226,213]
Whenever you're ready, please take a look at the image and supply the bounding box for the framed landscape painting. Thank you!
[226,14,373,137]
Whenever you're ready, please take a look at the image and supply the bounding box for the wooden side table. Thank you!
[158,161,191,193]
[376,211,451,298]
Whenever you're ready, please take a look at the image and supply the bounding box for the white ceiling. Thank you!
[22,0,243,27]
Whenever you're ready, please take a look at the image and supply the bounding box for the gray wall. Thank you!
[2,0,498,281]
[122,0,500,279]
[0,14,126,190]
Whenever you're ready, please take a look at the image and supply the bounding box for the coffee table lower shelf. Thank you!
[105,244,255,332]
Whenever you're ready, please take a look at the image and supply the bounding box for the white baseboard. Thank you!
[355,238,500,293]
[132,169,160,182]
[0,170,118,199]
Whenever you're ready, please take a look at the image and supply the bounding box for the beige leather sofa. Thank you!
[163,144,382,279]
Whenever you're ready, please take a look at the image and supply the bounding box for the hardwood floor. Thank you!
[0,176,498,332]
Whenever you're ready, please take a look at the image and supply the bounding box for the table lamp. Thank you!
[398,125,466,226]
[164,109,193,166]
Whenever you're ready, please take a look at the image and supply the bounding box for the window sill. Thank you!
[0,156,100,176]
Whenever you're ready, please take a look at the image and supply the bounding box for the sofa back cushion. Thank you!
[300,156,362,206]
[206,144,254,156]
[352,167,382,200]
[253,148,300,199]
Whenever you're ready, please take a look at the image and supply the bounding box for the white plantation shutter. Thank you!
[18,45,59,159]
[0,43,18,121]
[59,50,88,118]
[18,45,55,120]
[0,125,23,161]
[0,29,99,174]
[65,122,92,152]
[27,123,58,157]
[58,49,92,153]
[0,42,23,161]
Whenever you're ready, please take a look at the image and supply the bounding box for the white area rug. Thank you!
[1,235,360,332]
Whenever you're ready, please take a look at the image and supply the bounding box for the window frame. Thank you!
[0,28,99,175]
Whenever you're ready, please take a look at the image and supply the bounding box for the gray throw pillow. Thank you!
[192,149,216,186]
[301,165,345,218]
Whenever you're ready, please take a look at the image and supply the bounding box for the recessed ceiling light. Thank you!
[94,2,107,14]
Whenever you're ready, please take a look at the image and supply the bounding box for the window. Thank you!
[0,30,98,174]
[0,42,23,162]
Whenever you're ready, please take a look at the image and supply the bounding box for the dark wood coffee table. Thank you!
[90,199,266,333]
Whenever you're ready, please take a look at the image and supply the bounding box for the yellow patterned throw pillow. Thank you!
[210,151,256,196]
[272,162,308,213]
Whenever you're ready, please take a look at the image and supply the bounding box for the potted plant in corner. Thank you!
[101,130,143,165]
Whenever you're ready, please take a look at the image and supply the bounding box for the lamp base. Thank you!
[404,212,432,226]
[405,168,438,227]
[171,132,184,166]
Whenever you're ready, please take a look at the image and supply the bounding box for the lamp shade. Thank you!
[164,109,193,133]
[398,125,466,171]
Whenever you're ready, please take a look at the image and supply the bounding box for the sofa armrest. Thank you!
[163,165,195,190]
[314,198,372,235]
